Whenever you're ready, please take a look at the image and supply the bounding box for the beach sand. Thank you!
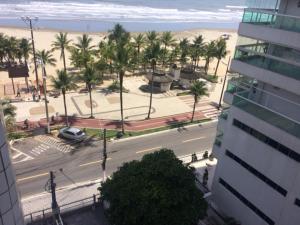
[0,27,237,95]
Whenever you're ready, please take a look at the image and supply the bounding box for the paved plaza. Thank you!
[12,76,223,123]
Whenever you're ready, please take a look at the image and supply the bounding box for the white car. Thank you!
[59,127,86,141]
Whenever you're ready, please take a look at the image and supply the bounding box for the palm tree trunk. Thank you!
[147,62,156,119]
[214,58,221,76]
[62,90,69,126]
[88,86,94,118]
[119,70,125,134]
[62,48,67,72]
[191,95,197,123]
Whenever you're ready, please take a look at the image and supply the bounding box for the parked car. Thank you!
[59,127,86,141]
[48,90,60,98]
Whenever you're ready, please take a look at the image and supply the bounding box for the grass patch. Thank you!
[85,118,211,140]
[176,91,191,96]
[108,80,129,93]
[200,74,218,83]
[7,132,31,140]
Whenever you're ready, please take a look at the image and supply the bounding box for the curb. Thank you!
[112,119,218,143]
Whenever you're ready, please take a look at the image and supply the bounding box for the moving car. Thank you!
[59,127,86,141]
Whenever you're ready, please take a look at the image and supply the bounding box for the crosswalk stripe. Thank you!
[202,108,218,113]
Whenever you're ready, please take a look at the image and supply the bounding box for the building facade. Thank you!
[211,0,300,225]
[0,117,24,225]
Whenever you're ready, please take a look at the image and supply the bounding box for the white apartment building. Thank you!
[211,0,300,225]
[0,117,24,224]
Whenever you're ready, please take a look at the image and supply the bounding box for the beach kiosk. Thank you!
[145,71,173,93]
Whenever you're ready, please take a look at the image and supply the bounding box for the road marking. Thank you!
[136,146,162,154]
[79,158,112,167]
[17,172,49,182]
[182,137,205,143]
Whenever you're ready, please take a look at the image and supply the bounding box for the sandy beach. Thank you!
[0,26,237,96]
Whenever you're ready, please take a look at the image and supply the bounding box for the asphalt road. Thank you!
[13,121,217,198]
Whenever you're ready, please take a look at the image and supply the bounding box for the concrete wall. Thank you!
[212,106,300,225]
[0,121,24,225]
[279,0,300,15]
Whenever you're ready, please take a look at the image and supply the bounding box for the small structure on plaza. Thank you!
[145,71,173,92]
[7,63,30,94]
[179,66,201,89]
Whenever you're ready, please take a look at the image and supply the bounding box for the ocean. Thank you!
[0,0,278,32]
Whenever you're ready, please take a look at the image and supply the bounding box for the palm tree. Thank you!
[133,34,145,69]
[77,66,100,118]
[0,99,16,131]
[75,34,94,52]
[160,31,176,65]
[5,36,18,63]
[108,24,129,43]
[146,31,158,46]
[110,24,132,134]
[214,38,228,76]
[36,49,57,77]
[179,38,190,67]
[52,32,72,72]
[192,35,204,68]
[51,70,77,126]
[203,41,216,74]
[190,80,208,123]
[19,38,32,65]
[144,42,161,119]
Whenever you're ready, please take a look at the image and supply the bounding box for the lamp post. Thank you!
[218,56,231,110]
[21,16,40,99]
[38,58,50,134]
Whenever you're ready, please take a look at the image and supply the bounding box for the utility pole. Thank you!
[102,129,107,182]
[218,56,231,110]
[38,59,50,133]
[21,16,40,99]
[50,171,60,222]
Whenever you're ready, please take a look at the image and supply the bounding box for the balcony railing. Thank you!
[232,90,300,138]
[234,48,300,81]
[242,8,300,33]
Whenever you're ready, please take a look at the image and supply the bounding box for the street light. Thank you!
[218,56,231,110]
[21,16,40,99]
[37,58,50,134]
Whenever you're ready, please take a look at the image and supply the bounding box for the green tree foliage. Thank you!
[190,80,208,122]
[1,99,16,131]
[36,49,57,77]
[52,32,72,71]
[51,70,77,125]
[100,149,208,225]
[203,40,216,74]
[77,66,101,118]
[160,31,176,65]
[109,24,132,134]
[214,38,228,76]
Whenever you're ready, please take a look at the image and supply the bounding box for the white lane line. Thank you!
[182,136,206,143]
[79,158,112,167]
[136,146,162,154]
[10,144,34,160]
[17,172,49,182]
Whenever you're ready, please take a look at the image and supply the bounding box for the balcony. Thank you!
[242,8,300,33]
[234,48,300,81]
[239,9,300,49]
[232,89,300,139]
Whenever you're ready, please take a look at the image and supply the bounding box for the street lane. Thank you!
[13,121,217,197]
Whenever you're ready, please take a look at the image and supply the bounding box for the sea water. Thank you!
[0,0,278,32]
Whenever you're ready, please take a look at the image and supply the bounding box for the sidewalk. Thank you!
[17,110,209,132]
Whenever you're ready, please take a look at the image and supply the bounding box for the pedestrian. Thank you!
[24,119,29,129]
[16,88,21,97]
